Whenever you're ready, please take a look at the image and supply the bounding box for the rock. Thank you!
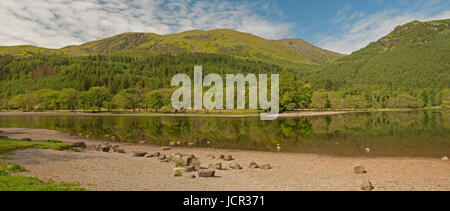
[101,146,110,152]
[361,180,374,191]
[208,163,222,170]
[261,164,272,170]
[176,142,181,145]
[71,142,87,149]
[162,147,171,151]
[185,174,196,179]
[229,162,242,170]
[365,148,371,153]
[224,155,233,161]
[249,161,259,169]
[219,154,225,159]
[20,138,32,141]
[442,156,449,161]
[78,133,83,136]
[185,166,195,172]
[139,140,146,144]
[104,135,110,138]
[146,152,161,158]
[207,154,216,159]
[198,170,215,177]
[182,155,197,167]
[95,144,111,152]
[187,143,194,147]
[117,149,126,154]
[110,136,117,141]
[170,153,183,163]
[190,158,201,171]
[354,166,367,174]
[159,154,167,160]
[169,142,176,146]
[133,151,147,157]
[206,141,211,145]
[276,144,281,152]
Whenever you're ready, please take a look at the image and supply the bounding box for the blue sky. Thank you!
[0,0,449,54]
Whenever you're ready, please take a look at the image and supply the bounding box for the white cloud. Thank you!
[0,0,294,48]
[316,1,450,54]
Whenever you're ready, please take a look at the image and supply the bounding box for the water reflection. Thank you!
[0,110,449,157]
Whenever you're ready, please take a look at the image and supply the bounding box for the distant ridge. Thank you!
[0,29,344,67]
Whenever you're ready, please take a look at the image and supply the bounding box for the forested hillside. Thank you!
[300,19,450,110]
[0,20,449,112]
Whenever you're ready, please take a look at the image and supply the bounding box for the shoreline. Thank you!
[1,128,449,191]
[0,111,353,118]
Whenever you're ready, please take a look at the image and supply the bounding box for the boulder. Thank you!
[361,180,374,191]
[95,145,111,152]
[133,151,147,157]
[71,142,87,149]
[229,162,242,170]
[185,174,196,179]
[117,149,126,154]
[159,154,167,160]
[354,166,367,174]
[261,164,272,170]
[170,153,183,163]
[442,156,449,161]
[208,163,222,170]
[181,154,196,166]
[198,170,215,177]
[20,138,32,142]
[365,148,371,153]
[187,143,194,147]
[249,161,259,169]
[162,147,172,151]
[190,158,201,171]
[146,152,161,158]
[207,154,216,159]
[169,142,176,146]
[101,146,111,152]
[224,155,233,161]
[176,142,181,146]
[185,166,195,172]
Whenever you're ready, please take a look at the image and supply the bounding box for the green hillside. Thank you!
[0,21,449,112]
[0,29,343,67]
[301,19,450,109]
[308,19,450,90]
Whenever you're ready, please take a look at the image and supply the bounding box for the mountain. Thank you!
[308,19,450,91]
[0,29,343,67]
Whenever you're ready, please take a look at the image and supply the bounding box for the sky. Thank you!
[0,0,449,54]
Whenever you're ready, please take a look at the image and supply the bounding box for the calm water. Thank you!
[0,110,449,157]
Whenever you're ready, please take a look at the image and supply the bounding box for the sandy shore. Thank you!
[0,111,351,118]
[1,128,449,191]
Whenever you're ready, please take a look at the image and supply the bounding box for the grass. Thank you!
[174,171,183,177]
[0,138,70,154]
[0,138,84,191]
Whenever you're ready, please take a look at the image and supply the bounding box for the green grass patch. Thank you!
[0,139,84,191]
[0,138,70,154]
[0,162,84,191]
